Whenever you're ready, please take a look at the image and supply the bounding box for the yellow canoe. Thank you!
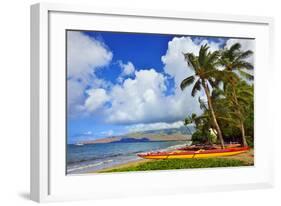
[137,147,249,159]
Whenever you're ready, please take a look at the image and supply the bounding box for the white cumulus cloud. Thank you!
[119,61,135,76]
[161,37,220,87]
[106,69,168,124]
[67,79,86,115]
[159,37,222,120]
[67,31,113,115]
[127,121,184,133]
[100,37,223,124]
[117,61,136,83]
[84,88,109,112]
[67,31,113,81]
[69,35,254,127]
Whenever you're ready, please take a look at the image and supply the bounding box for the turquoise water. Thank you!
[67,141,189,174]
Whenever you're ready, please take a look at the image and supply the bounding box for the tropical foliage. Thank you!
[182,43,254,148]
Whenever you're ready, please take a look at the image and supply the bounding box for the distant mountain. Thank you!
[112,137,150,143]
[80,125,194,144]
[129,125,195,136]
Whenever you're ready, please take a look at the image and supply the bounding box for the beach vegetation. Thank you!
[101,158,250,173]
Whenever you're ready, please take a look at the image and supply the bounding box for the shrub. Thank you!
[192,130,217,144]
[191,130,208,144]
[246,136,254,148]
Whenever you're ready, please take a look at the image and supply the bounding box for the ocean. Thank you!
[67,141,190,174]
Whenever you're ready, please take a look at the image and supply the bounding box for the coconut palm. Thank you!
[222,80,254,146]
[219,43,253,146]
[180,44,225,148]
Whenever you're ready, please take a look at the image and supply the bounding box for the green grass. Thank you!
[100,158,249,173]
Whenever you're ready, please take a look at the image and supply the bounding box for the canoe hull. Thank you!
[138,147,249,160]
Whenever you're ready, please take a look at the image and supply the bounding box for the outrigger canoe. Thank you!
[137,147,249,159]
[177,143,241,151]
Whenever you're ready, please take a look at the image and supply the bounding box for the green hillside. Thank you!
[81,125,194,144]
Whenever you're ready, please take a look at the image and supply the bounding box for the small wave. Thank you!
[67,153,125,165]
[132,150,147,154]
[67,159,114,173]
[104,159,113,163]
[67,157,99,164]
[68,150,149,165]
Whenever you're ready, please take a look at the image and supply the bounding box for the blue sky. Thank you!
[66,30,253,144]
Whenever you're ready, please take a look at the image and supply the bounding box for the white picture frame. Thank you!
[30,2,274,203]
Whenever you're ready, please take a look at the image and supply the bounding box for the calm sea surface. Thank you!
[67,141,190,174]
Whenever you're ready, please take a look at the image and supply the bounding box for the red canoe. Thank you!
[137,147,249,159]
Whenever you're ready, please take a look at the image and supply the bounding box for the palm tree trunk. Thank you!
[240,121,248,147]
[202,82,225,149]
[232,86,248,147]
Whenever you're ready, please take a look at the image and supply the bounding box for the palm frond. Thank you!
[229,43,241,54]
[211,88,224,99]
[209,70,225,82]
[198,44,209,66]
[237,96,250,105]
[237,50,253,60]
[194,114,209,121]
[184,53,198,71]
[237,88,253,97]
[227,111,242,119]
[208,78,218,88]
[198,96,208,110]
[233,61,254,70]
[238,69,254,80]
[191,79,202,96]
[180,75,195,91]
[206,51,220,68]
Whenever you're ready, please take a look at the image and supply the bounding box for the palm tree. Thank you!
[222,80,254,146]
[180,44,225,148]
[219,43,253,147]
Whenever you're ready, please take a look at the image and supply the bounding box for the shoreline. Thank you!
[90,148,254,173]
[91,142,189,173]
[94,159,152,173]
[67,141,189,174]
